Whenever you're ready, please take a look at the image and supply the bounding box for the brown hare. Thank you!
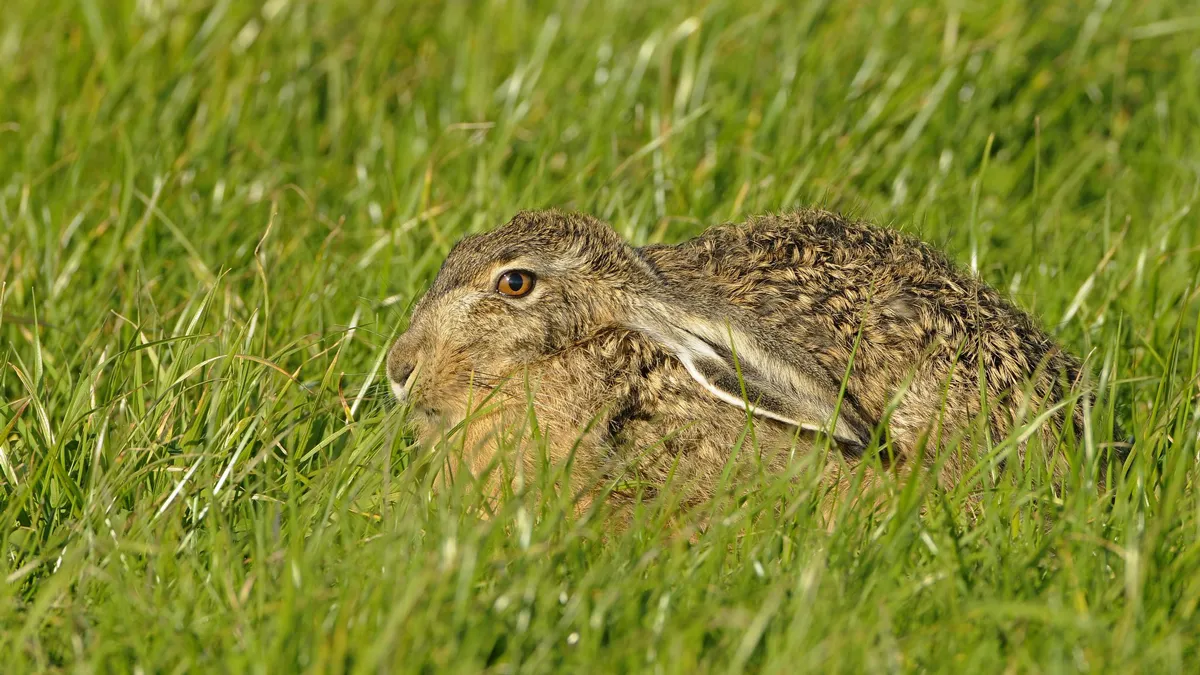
[387,209,1095,511]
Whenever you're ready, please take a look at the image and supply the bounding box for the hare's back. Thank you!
[640,210,1074,412]
[645,210,964,292]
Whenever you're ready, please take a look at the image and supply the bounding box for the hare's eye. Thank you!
[497,270,535,297]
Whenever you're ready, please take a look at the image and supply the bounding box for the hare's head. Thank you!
[387,210,871,450]
[385,211,658,423]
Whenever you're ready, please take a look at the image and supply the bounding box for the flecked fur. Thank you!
[387,209,1094,512]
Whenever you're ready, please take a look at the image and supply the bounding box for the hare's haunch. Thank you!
[387,209,1092,503]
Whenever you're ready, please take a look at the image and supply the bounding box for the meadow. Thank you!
[2,0,1199,671]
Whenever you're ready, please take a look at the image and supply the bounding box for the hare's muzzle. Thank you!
[389,358,423,400]
[388,362,414,400]
[386,329,423,403]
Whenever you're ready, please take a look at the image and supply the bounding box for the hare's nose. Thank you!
[388,361,417,401]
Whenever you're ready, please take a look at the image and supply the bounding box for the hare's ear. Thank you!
[633,319,872,452]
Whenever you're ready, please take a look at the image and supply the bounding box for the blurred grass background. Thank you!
[1,0,1199,671]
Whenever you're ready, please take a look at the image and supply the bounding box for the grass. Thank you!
[2,0,1199,671]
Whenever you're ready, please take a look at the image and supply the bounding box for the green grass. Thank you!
[2,0,1199,671]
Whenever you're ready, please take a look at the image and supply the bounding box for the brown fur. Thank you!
[387,209,1090,514]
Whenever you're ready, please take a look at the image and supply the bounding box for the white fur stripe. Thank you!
[672,349,822,433]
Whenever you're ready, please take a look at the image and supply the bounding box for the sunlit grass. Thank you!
[2,0,1199,671]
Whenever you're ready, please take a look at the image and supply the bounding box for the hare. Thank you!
[387,209,1096,512]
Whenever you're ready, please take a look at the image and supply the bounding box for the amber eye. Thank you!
[496,270,535,297]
